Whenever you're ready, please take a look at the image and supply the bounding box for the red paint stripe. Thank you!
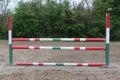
[74,47,80,50]
[106,13,110,28]
[12,46,29,49]
[77,63,82,66]
[35,38,40,41]
[86,38,105,42]
[88,63,105,67]
[8,16,12,30]
[38,63,43,66]
[16,62,33,66]
[12,38,29,41]
[86,47,105,50]
[34,46,40,49]
[12,38,40,41]
[74,38,80,42]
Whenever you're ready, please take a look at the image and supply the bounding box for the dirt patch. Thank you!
[0,40,120,80]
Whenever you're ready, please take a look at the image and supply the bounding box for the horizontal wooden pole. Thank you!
[12,46,105,50]
[12,38,105,42]
[15,62,105,67]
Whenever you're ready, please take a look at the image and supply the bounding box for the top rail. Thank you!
[12,38,105,42]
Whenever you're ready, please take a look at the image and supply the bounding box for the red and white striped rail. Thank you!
[12,38,105,42]
[12,46,105,50]
[15,62,105,67]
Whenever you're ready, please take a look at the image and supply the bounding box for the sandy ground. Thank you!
[0,40,120,80]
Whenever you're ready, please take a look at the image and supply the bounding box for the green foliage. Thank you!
[13,0,85,38]
[92,0,120,41]
[11,0,120,41]
[0,25,8,39]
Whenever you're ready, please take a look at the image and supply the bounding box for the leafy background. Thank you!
[0,0,120,41]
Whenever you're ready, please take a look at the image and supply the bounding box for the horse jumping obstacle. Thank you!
[8,13,110,67]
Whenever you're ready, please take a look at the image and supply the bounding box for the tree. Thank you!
[92,0,120,40]
[75,0,93,36]
[0,0,17,38]
[13,0,86,38]
[108,0,120,40]
[0,0,10,15]
[0,0,10,34]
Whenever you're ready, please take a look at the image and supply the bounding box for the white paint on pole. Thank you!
[64,63,77,66]
[9,30,12,44]
[61,38,74,41]
[40,46,52,49]
[80,47,86,50]
[33,62,39,66]
[40,38,53,41]
[30,38,35,41]
[106,28,110,43]
[80,38,86,41]
[29,46,35,49]
[82,63,88,67]
[61,47,74,50]
[44,63,56,66]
